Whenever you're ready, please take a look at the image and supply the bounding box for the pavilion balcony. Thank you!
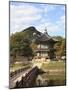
[35,48,50,52]
[35,48,56,52]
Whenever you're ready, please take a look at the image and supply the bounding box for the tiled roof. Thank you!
[36,32,57,43]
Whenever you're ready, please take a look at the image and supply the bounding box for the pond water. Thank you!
[35,71,66,86]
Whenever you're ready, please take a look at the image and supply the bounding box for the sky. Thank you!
[10,1,65,37]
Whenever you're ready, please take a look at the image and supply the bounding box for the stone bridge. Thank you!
[14,66,46,88]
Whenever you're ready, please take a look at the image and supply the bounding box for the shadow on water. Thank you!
[35,73,66,87]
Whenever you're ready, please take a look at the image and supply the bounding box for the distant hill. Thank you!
[11,26,41,42]
[23,26,41,35]
[21,26,41,41]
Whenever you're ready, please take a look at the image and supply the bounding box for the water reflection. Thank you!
[36,73,66,86]
[36,75,49,86]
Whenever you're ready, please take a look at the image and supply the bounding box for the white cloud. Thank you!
[36,22,51,33]
[36,22,60,33]
[10,2,65,37]
[56,15,65,33]
[56,15,65,24]
[36,14,65,37]
[10,3,57,33]
[60,15,65,24]
[10,4,44,33]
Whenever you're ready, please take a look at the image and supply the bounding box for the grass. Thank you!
[41,61,65,70]
[10,61,31,72]
[41,61,66,86]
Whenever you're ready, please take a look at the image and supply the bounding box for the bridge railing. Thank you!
[13,66,46,88]
[10,66,30,78]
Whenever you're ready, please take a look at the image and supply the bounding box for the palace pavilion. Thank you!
[35,28,58,60]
